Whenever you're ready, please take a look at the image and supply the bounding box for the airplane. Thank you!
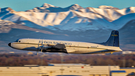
[8,30,122,54]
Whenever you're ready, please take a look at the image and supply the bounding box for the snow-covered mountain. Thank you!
[0,19,54,34]
[26,3,83,12]
[0,4,135,31]
[0,19,15,33]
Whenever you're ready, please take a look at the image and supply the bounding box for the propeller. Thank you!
[36,40,45,66]
[37,43,39,55]
[40,40,44,53]
[37,40,44,55]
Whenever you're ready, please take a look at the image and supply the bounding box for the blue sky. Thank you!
[0,0,135,11]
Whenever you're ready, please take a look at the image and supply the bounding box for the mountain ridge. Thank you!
[0,3,135,32]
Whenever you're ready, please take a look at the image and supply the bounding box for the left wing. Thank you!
[40,44,67,53]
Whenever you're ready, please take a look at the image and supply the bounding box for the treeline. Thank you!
[0,53,134,67]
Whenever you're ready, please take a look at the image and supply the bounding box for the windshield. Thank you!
[15,39,19,42]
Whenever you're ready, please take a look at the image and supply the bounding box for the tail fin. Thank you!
[105,30,119,47]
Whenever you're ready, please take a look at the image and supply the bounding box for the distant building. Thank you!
[122,51,133,54]
[27,52,33,55]
[111,70,126,76]
[0,64,128,76]
[48,63,90,66]
[120,68,135,76]
[9,52,15,53]
[106,51,134,55]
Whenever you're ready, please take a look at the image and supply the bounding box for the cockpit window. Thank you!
[15,39,19,42]
[15,39,20,42]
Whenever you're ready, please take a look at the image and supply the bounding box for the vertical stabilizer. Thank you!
[105,30,119,47]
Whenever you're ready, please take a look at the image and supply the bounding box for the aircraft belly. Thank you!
[11,43,27,49]
[23,44,39,51]
[66,47,106,54]
[77,48,106,54]
[12,43,38,51]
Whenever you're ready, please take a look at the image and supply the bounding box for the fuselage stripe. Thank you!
[13,42,105,49]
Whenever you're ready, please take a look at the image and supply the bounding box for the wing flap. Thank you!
[53,44,66,49]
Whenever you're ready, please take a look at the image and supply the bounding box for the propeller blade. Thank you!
[40,40,44,53]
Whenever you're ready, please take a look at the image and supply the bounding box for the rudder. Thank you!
[105,30,119,47]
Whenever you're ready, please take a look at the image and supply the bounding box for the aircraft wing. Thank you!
[52,44,66,49]
[40,44,67,53]
[39,44,65,49]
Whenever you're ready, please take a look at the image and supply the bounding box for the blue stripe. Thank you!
[111,70,126,73]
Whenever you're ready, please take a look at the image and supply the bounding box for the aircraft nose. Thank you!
[8,43,11,47]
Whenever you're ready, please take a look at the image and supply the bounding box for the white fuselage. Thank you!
[9,38,122,54]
